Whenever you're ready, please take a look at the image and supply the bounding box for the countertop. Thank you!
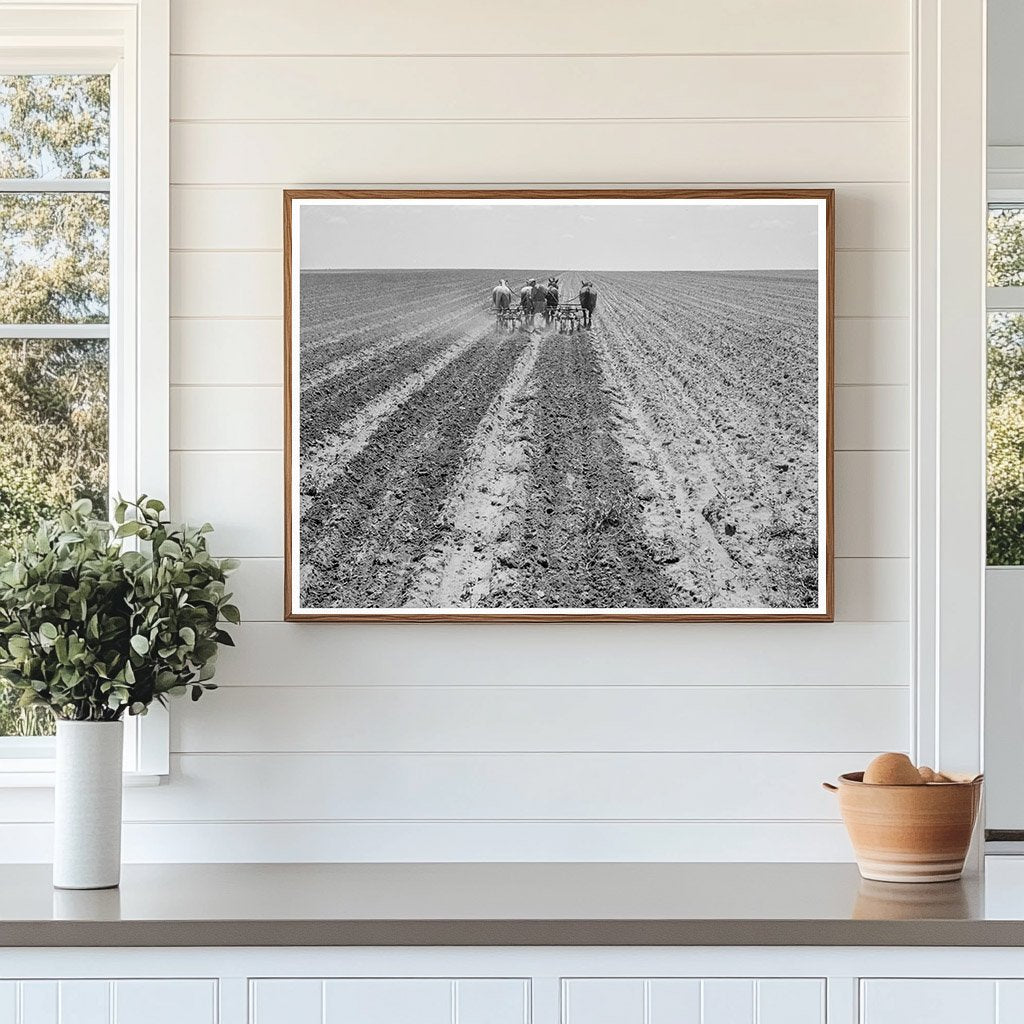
[4,861,1024,947]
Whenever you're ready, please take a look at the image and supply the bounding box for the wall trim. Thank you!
[913,0,986,780]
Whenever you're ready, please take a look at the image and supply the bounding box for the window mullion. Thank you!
[0,178,109,193]
[0,324,111,339]
[987,286,1024,312]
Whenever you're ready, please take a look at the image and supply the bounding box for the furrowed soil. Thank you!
[297,268,819,610]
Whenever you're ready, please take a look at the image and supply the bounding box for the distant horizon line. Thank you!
[300,266,818,274]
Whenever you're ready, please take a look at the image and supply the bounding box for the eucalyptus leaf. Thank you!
[0,496,238,722]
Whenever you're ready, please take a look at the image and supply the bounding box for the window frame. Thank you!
[987,196,1024,314]
[0,0,169,783]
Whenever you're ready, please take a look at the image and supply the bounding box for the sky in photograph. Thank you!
[298,200,820,272]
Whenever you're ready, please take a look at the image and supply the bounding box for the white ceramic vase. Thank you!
[53,720,124,890]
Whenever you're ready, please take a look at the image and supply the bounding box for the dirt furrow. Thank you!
[299,305,489,448]
[402,337,542,607]
[477,328,679,609]
[584,324,754,607]
[590,272,818,607]
[300,325,493,498]
[299,329,528,609]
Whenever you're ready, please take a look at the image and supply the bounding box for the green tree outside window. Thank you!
[0,75,110,736]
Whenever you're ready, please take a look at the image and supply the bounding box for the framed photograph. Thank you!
[284,189,833,622]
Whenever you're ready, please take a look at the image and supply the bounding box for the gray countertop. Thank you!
[2,861,1022,947]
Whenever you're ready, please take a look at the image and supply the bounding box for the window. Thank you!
[0,74,111,738]
[0,2,169,778]
[987,205,1024,564]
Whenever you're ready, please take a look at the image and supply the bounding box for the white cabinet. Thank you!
[861,980,1024,1024]
[249,978,529,1024]
[0,980,216,1024]
[562,978,825,1024]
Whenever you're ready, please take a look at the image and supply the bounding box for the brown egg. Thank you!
[863,752,926,786]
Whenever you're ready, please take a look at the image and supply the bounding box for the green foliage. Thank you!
[0,76,111,729]
[0,497,239,723]
[0,339,108,530]
[988,394,1024,565]
[0,76,110,326]
[989,209,1024,288]
[987,210,1024,564]
[0,669,51,736]
[0,75,109,179]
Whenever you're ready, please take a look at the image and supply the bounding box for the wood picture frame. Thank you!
[284,188,834,622]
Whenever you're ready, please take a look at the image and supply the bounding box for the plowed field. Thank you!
[297,268,819,611]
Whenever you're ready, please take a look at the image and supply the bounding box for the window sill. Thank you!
[0,767,165,788]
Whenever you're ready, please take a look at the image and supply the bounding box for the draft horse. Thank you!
[579,280,598,328]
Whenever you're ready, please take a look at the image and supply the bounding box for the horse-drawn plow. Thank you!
[491,276,596,335]
[495,307,524,332]
[554,303,584,333]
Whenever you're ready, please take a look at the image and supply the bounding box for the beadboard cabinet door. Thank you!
[0,980,217,1024]
[249,978,529,1024]
[860,979,1024,1024]
[562,978,825,1024]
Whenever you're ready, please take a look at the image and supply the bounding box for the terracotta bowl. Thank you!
[823,772,983,883]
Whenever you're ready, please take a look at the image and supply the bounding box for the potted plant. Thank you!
[0,496,239,889]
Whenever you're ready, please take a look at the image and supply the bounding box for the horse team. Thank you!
[491,276,598,334]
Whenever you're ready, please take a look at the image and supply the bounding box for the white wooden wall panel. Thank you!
[703,979,755,1023]
[170,183,909,251]
[171,54,908,121]
[170,320,282,386]
[170,386,281,451]
[562,979,824,1024]
[113,980,218,1024]
[860,980,997,1023]
[323,979,451,1024]
[831,319,909,386]
[455,980,530,1024]
[18,984,55,1024]
[170,685,909,753]
[0,0,908,863]
[170,451,282,556]
[170,121,908,186]
[998,981,1024,1021]
[208,621,909,687]
[58,982,108,1024]
[250,980,322,1024]
[757,979,826,1024]
[995,978,1024,1019]
[118,752,862,821]
[0,981,216,1024]
[170,0,909,55]
[833,559,909,622]
[647,979,702,1021]
[834,387,910,451]
[563,980,644,1024]
[249,979,528,1024]
[0,818,855,862]
[834,453,910,557]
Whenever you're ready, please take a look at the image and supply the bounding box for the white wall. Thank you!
[3,0,915,862]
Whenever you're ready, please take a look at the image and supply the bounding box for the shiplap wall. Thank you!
[2,0,916,862]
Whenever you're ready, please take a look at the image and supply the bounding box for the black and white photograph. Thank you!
[285,191,833,621]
